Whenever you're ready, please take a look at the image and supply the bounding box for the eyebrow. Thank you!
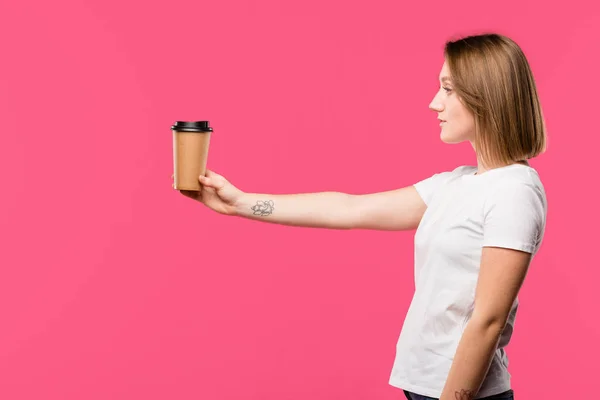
[440,76,452,83]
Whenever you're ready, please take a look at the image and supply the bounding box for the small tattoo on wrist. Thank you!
[251,200,274,216]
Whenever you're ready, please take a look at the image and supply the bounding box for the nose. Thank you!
[429,91,444,112]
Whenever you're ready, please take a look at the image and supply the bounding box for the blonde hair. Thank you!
[444,33,547,167]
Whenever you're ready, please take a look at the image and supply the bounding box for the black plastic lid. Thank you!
[171,121,213,132]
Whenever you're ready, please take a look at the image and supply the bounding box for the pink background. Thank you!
[1,0,598,399]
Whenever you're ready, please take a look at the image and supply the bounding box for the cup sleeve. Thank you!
[482,182,547,254]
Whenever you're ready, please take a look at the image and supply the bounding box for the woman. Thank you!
[180,33,547,400]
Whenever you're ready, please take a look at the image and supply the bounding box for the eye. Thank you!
[442,87,452,93]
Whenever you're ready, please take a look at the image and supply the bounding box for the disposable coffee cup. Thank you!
[172,121,213,191]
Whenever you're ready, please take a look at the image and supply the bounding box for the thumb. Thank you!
[199,173,226,190]
[204,169,222,180]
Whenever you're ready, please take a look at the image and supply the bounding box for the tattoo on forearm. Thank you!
[454,389,475,400]
[251,200,275,216]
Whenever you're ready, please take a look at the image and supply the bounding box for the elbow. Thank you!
[469,313,507,336]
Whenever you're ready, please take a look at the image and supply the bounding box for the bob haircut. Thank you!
[444,33,547,167]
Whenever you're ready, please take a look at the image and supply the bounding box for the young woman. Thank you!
[180,33,547,400]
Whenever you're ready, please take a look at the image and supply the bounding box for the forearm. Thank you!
[235,191,357,229]
[440,318,504,400]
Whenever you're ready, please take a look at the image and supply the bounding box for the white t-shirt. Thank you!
[388,163,547,399]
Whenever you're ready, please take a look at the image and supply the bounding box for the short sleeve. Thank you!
[413,171,454,206]
[482,182,547,254]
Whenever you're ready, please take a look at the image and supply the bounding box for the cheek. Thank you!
[454,103,474,127]
[461,110,475,129]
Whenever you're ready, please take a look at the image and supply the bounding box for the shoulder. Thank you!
[413,165,476,205]
[420,165,477,181]
[413,164,474,187]
[486,166,546,206]
[452,165,478,174]
[483,168,547,230]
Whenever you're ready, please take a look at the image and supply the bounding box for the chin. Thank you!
[440,134,464,144]
[440,129,472,144]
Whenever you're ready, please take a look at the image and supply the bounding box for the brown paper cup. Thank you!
[172,121,213,191]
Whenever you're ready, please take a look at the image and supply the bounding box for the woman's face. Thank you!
[429,61,476,144]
